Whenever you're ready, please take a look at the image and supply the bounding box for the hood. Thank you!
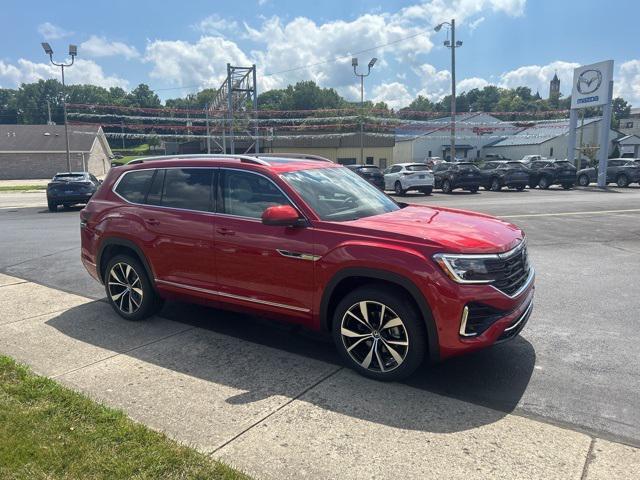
[348,205,523,254]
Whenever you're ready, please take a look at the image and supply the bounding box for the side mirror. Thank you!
[262,205,304,227]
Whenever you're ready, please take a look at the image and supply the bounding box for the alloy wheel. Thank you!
[340,300,409,373]
[107,262,144,314]
[578,175,589,186]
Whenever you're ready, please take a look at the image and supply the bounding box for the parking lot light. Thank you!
[41,42,53,55]
[352,57,377,164]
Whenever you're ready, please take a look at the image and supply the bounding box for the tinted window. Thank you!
[222,170,289,219]
[609,160,625,167]
[554,161,572,168]
[434,164,449,172]
[359,167,382,174]
[161,168,213,212]
[389,165,402,173]
[115,170,155,203]
[146,169,165,205]
[406,164,429,172]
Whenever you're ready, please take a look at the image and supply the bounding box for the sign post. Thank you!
[569,60,614,188]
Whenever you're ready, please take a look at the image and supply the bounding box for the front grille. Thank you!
[486,242,530,296]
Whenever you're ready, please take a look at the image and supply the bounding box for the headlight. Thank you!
[433,253,499,284]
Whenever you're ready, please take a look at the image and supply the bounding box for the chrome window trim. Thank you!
[154,279,310,313]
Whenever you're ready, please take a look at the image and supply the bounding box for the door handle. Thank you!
[144,218,160,226]
[217,227,235,236]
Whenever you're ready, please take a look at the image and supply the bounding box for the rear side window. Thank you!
[406,164,429,172]
[161,169,213,212]
[115,170,154,203]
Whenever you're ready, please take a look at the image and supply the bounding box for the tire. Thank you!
[442,179,452,194]
[561,183,573,190]
[616,174,629,188]
[538,176,550,189]
[578,174,590,187]
[489,177,502,191]
[104,254,161,321]
[515,185,526,191]
[394,181,406,196]
[331,285,426,381]
[421,187,433,195]
[468,185,479,193]
[47,200,57,212]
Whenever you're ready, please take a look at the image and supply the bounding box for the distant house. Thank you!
[619,107,640,138]
[615,134,640,158]
[0,125,112,180]
[482,118,620,160]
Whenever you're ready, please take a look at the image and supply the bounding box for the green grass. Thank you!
[0,185,48,192]
[112,144,151,154]
[111,155,142,166]
[0,355,250,480]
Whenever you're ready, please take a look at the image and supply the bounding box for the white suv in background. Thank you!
[384,163,435,195]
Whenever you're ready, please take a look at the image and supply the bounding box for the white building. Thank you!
[482,118,620,160]
[615,134,640,158]
[393,113,520,163]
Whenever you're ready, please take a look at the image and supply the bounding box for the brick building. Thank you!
[0,125,112,180]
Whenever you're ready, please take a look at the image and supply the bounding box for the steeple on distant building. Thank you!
[549,72,560,98]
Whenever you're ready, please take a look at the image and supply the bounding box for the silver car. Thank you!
[383,163,435,196]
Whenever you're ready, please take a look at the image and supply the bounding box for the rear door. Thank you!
[213,168,315,319]
[138,168,217,291]
[384,165,402,189]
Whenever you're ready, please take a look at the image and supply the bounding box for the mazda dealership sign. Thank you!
[571,60,613,109]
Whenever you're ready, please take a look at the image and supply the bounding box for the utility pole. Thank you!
[435,20,462,161]
[205,103,211,154]
[352,57,377,164]
[46,100,53,125]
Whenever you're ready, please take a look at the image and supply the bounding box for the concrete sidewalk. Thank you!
[0,272,638,479]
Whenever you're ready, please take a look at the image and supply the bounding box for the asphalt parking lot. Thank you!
[1,185,639,450]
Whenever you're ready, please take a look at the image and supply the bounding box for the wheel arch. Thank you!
[320,267,440,362]
[97,237,155,286]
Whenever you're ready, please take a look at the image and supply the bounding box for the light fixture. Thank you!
[69,44,77,57]
[41,42,53,55]
[368,57,377,68]
[434,24,443,32]
[352,57,358,67]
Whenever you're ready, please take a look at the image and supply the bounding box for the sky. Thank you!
[1,0,639,108]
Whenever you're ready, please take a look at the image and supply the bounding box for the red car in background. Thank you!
[80,153,534,381]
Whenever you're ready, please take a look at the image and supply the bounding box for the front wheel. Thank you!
[578,174,590,187]
[394,181,406,196]
[489,177,502,191]
[104,254,162,321]
[47,200,57,212]
[617,174,629,188]
[442,179,452,193]
[515,184,526,191]
[538,176,551,189]
[468,185,479,193]
[421,187,433,195]
[332,285,426,381]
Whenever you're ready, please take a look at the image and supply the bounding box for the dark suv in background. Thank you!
[528,160,576,189]
[345,164,384,190]
[479,161,530,191]
[433,162,482,193]
[577,158,640,187]
[47,172,101,211]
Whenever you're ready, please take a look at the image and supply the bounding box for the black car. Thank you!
[47,172,101,212]
[576,159,640,187]
[433,162,482,193]
[345,164,385,190]
[479,161,530,191]
[528,160,576,189]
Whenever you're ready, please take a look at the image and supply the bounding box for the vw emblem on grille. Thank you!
[577,69,602,95]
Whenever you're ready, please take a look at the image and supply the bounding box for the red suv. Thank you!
[80,154,534,381]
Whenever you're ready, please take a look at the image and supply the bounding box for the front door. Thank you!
[214,168,315,318]
[139,168,216,290]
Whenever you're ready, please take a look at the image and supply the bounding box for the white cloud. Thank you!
[193,14,239,35]
[615,60,640,106]
[414,63,451,101]
[0,58,129,89]
[80,35,139,60]
[372,82,414,109]
[458,77,489,92]
[498,60,579,96]
[37,22,73,40]
[468,16,485,31]
[144,37,253,90]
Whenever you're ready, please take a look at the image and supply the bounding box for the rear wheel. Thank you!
[468,185,479,193]
[489,177,502,191]
[561,183,573,190]
[47,200,57,212]
[332,285,426,381]
[421,187,433,195]
[616,174,629,188]
[578,174,590,187]
[442,179,452,193]
[394,181,406,196]
[538,176,551,189]
[515,184,526,191]
[104,254,161,321]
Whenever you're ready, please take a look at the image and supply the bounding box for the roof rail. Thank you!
[124,154,270,167]
[257,152,333,163]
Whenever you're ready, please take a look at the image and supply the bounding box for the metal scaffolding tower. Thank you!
[208,64,259,154]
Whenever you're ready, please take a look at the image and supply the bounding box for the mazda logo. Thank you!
[577,69,602,95]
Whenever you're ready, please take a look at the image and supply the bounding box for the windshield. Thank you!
[458,163,480,172]
[505,162,526,169]
[281,167,399,221]
[53,173,86,182]
[554,161,574,168]
[406,164,429,172]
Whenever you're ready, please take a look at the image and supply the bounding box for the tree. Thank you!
[128,84,161,108]
[612,97,631,128]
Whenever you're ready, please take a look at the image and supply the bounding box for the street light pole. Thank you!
[42,42,76,173]
[434,20,462,161]
[352,57,377,164]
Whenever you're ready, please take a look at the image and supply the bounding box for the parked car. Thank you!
[47,172,101,212]
[483,154,511,162]
[479,161,530,191]
[80,153,534,381]
[520,155,546,164]
[345,164,385,190]
[384,163,434,195]
[433,162,483,193]
[576,158,640,187]
[528,159,576,189]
